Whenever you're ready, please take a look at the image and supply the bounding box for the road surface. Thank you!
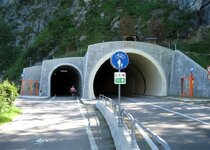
[0,97,98,150]
[120,96,210,150]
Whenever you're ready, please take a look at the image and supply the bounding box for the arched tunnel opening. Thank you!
[51,65,80,96]
[93,53,164,97]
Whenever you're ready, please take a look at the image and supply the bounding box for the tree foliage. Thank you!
[0,17,20,74]
[119,15,136,36]
[0,80,18,112]
[148,17,164,39]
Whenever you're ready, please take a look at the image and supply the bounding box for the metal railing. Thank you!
[99,94,171,150]
[99,94,119,116]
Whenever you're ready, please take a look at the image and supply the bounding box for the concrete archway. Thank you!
[22,41,210,99]
[49,65,81,96]
[90,49,167,98]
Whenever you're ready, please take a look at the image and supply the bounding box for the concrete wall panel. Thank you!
[170,50,210,98]
[22,65,42,81]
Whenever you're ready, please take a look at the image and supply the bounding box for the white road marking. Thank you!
[35,138,48,144]
[46,95,56,103]
[125,98,210,126]
[77,100,98,150]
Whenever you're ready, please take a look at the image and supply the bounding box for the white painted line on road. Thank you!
[46,95,56,103]
[34,138,48,145]
[77,100,98,150]
[126,98,210,126]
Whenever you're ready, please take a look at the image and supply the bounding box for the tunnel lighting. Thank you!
[60,70,68,73]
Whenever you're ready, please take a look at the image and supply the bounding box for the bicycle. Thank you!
[115,53,125,59]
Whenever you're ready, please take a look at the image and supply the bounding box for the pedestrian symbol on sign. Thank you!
[117,59,123,68]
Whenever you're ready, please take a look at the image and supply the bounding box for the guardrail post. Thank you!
[105,97,107,106]
[118,108,123,127]
[114,103,117,116]
[131,120,137,148]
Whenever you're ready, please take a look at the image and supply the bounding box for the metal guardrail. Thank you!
[99,94,171,150]
[99,94,119,116]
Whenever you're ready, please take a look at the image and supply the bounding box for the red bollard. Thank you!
[189,73,194,99]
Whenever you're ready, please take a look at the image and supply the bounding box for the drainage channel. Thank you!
[79,100,115,150]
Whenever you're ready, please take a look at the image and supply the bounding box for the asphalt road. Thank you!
[120,96,210,150]
[0,97,93,150]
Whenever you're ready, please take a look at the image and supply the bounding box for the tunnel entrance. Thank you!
[51,65,80,96]
[93,59,146,97]
[93,52,164,97]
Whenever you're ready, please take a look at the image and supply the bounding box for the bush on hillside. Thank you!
[0,80,18,112]
[0,96,10,113]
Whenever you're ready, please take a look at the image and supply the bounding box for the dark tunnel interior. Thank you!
[93,56,146,97]
[51,65,80,96]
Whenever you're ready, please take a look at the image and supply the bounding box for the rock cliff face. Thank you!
[0,0,86,48]
[0,0,60,47]
[166,0,210,25]
[0,0,209,48]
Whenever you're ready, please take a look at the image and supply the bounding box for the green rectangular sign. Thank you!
[114,72,126,84]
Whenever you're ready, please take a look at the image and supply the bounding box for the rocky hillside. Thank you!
[0,0,210,81]
[167,0,210,24]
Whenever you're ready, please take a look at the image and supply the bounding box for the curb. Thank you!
[18,96,49,100]
[161,97,210,104]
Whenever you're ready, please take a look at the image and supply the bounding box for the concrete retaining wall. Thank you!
[20,41,210,99]
[170,50,210,98]
[22,65,42,81]
[21,65,42,96]
[96,102,139,150]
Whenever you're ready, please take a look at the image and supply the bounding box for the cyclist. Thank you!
[69,85,77,99]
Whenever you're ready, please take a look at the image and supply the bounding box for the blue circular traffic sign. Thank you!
[189,67,194,72]
[110,51,129,70]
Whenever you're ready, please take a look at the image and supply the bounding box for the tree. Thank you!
[147,17,164,40]
[0,17,19,74]
[119,15,136,37]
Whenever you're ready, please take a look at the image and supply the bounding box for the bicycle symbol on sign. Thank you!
[115,53,125,59]
[111,51,129,70]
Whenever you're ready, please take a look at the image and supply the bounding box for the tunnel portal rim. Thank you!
[89,49,167,99]
[48,63,82,97]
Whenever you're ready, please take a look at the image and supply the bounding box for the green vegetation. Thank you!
[0,80,19,112]
[186,54,210,69]
[0,106,21,125]
[0,17,20,75]
[179,41,210,68]
[179,41,210,54]
[0,80,21,125]
[177,28,210,68]
[1,0,210,81]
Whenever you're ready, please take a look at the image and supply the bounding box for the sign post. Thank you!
[110,51,129,126]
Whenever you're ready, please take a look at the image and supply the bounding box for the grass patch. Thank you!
[0,106,22,125]
[186,53,210,68]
